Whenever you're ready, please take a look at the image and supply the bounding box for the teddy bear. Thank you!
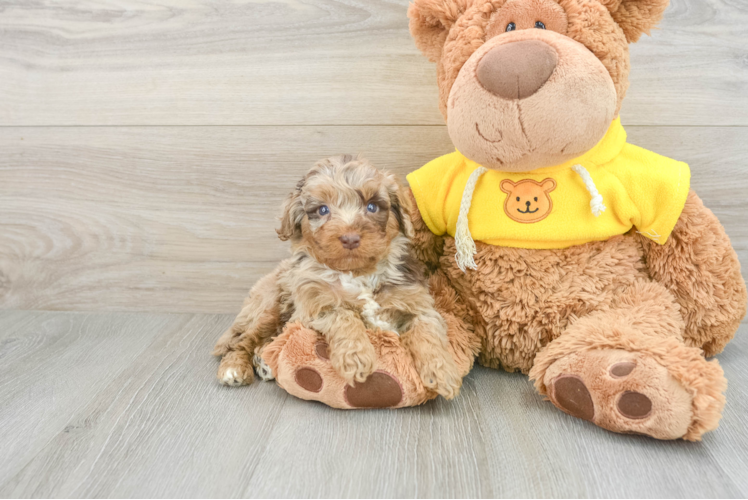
[400,0,746,440]
[257,0,746,441]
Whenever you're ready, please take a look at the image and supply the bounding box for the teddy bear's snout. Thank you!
[476,40,558,100]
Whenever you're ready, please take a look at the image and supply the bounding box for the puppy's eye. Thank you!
[366,202,378,213]
[535,21,546,29]
[317,205,329,216]
[506,22,516,32]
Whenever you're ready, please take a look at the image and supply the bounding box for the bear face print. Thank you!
[500,178,557,223]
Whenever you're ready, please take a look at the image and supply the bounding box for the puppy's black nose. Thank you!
[525,201,531,207]
[339,233,360,250]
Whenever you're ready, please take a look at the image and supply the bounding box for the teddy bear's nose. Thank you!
[526,200,531,207]
[477,40,558,99]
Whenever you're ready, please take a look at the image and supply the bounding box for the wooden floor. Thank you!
[2,0,748,497]
[0,311,746,498]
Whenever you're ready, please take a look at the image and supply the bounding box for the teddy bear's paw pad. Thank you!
[617,391,652,419]
[253,353,275,381]
[344,371,403,408]
[315,341,330,361]
[550,375,594,421]
[610,362,635,378]
[545,349,693,440]
[294,367,324,393]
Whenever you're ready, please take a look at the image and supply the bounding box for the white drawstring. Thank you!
[455,167,487,272]
[572,164,606,217]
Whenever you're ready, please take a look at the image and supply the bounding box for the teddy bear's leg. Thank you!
[638,191,747,356]
[259,270,479,409]
[529,280,727,441]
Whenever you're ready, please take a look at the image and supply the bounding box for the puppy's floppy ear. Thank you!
[276,178,306,241]
[386,174,416,239]
[408,0,471,63]
[601,0,670,43]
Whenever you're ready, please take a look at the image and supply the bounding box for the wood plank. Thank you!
[1,0,746,126]
[710,329,748,494]
[0,311,194,486]
[242,377,493,498]
[1,125,746,314]
[0,312,293,498]
[0,125,454,313]
[624,0,748,126]
[1,311,745,497]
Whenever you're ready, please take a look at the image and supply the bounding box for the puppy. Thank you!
[213,155,462,399]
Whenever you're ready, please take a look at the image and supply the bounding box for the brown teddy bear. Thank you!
[254,0,746,441]
[402,0,746,440]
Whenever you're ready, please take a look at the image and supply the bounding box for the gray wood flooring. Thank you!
[0,311,746,498]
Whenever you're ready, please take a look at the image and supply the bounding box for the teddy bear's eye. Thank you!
[506,22,516,32]
[516,196,520,202]
[535,21,546,29]
[534,197,538,202]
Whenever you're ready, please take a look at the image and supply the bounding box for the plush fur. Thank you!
[404,0,746,440]
[214,155,463,401]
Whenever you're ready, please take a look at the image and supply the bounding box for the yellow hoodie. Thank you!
[407,118,690,253]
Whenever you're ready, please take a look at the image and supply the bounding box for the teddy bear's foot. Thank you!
[544,349,695,439]
[533,333,727,441]
[260,323,436,408]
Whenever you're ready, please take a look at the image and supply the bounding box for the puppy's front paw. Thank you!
[253,352,275,381]
[217,351,254,387]
[330,340,377,385]
[414,348,462,400]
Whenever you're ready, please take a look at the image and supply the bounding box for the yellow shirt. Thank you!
[407,118,690,249]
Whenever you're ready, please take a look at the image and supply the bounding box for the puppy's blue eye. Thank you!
[535,21,546,29]
[506,22,516,32]
[366,202,378,213]
[318,205,329,216]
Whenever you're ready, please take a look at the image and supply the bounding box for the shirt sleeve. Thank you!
[406,152,459,236]
[616,144,691,245]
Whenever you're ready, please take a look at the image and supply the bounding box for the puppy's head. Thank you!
[277,155,414,273]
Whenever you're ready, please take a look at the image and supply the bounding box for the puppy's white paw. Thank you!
[253,353,275,381]
[220,368,245,386]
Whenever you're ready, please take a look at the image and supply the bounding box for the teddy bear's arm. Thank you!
[639,190,747,356]
[405,188,481,373]
[407,188,445,271]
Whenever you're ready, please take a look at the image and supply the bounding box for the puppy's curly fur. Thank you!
[213,155,462,399]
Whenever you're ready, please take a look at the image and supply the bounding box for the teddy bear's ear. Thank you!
[602,0,670,43]
[408,0,472,62]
